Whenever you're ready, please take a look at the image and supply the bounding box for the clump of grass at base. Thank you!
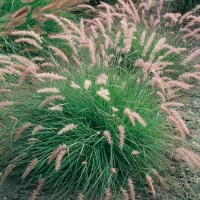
[0,67,173,199]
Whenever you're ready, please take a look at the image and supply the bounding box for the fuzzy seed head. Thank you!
[48,105,63,111]
[103,130,112,144]
[58,124,77,135]
[111,167,117,174]
[112,107,118,112]
[37,87,59,93]
[146,175,156,199]
[97,88,110,101]
[70,81,81,89]
[22,158,38,180]
[132,150,140,155]
[95,73,108,85]
[84,79,92,90]
[118,125,125,148]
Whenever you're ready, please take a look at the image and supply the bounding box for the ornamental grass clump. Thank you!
[1,0,200,199]
[0,67,172,199]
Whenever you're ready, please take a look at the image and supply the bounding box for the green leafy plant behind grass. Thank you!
[0,67,172,199]
[175,0,200,14]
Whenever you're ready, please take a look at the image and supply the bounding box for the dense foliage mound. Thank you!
[1,0,200,199]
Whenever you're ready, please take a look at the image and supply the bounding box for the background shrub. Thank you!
[174,0,200,14]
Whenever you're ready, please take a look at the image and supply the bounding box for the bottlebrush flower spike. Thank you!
[115,31,121,46]
[49,46,69,63]
[37,87,59,93]
[146,175,156,200]
[77,4,96,12]
[124,108,135,126]
[167,115,186,139]
[151,169,167,194]
[132,150,140,155]
[36,73,66,81]
[84,79,92,90]
[9,6,30,19]
[22,158,38,180]
[39,95,65,108]
[157,91,166,102]
[0,101,14,108]
[132,112,147,127]
[159,0,164,11]
[194,64,200,69]
[11,55,36,69]
[147,0,153,10]
[167,80,193,90]
[44,14,68,33]
[0,123,5,127]
[111,167,117,174]
[118,0,139,23]
[142,31,156,57]
[112,107,118,112]
[121,187,129,200]
[55,148,66,171]
[140,31,146,45]
[118,125,125,148]
[70,81,81,89]
[8,115,18,121]
[128,178,136,200]
[0,88,11,93]
[95,74,108,85]
[103,130,112,144]
[149,38,166,60]
[162,102,184,107]
[123,27,136,53]
[32,57,44,62]
[104,188,112,200]
[172,111,189,135]
[49,105,63,111]
[27,138,39,143]
[15,122,32,140]
[0,164,15,185]
[160,104,171,115]
[179,72,200,81]
[47,144,67,165]
[81,161,87,165]
[182,49,200,65]
[40,62,55,68]
[32,125,44,134]
[58,124,77,135]
[14,38,43,49]
[176,147,200,170]
[97,88,110,101]
[77,193,84,200]
[30,178,44,200]
[124,108,146,127]
[98,2,113,32]
[163,13,181,26]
